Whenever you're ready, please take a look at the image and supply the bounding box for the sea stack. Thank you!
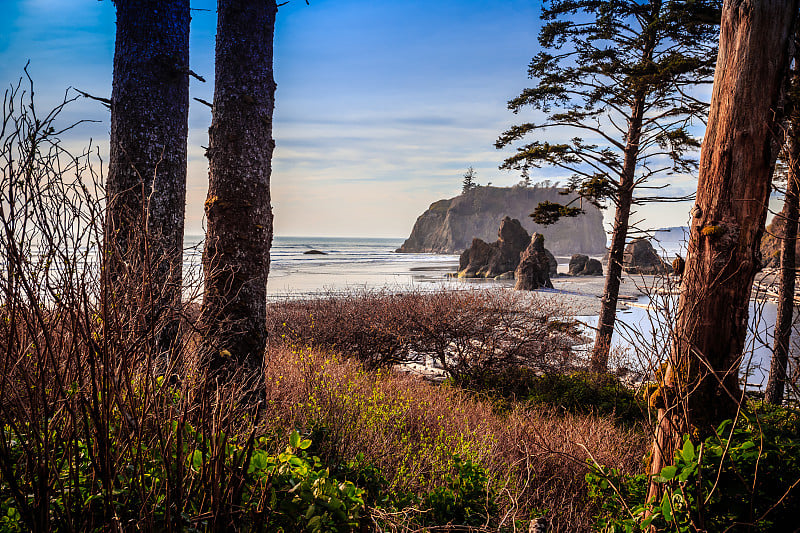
[397,185,606,255]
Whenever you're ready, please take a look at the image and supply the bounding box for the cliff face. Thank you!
[397,185,607,255]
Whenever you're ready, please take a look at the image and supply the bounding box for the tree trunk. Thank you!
[200,0,277,374]
[106,0,190,357]
[590,91,645,372]
[766,57,800,405]
[648,0,798,497]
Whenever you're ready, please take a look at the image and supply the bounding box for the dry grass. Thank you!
[260,347,648,531]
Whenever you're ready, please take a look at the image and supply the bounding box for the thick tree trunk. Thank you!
[591,92,645,372]
[200,0,277,374]
[648,0,798,497]
[106,0,190,357]
[766,66,800,405]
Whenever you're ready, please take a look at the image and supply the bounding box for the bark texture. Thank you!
[200,0,277,372]
[766,55,800,405]
[106,0,190,356]
[591,90,644,372]
[649,0,799,488]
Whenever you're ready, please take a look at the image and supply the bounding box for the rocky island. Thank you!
[396,185,607,255]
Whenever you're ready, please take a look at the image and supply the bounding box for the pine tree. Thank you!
[766,38,800,406]
[106,0,190,358]
[495,0,720,372]
[462,166,477,194]
[200,0,277,376]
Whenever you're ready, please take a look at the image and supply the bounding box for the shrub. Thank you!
[267,289,582,380]
[262,348,647,531]
[586,405,800,532]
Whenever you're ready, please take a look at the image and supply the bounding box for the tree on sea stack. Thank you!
[648,0,798,500]
[105,0,190,358]
[462,166,478,193]
[495,0,720,373]
[200,0,277,377]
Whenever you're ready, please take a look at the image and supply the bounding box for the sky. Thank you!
[0,0,705,238]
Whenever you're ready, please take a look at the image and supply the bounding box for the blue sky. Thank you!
[0,0,701,238]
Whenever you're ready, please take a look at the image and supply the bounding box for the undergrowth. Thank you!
[587,402,800,532]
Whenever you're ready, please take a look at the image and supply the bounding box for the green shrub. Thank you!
[461,369,645,424]
[586,406,800,532]
[420,455,497,527]
[0,423,365,532]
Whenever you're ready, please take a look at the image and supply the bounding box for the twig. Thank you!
[194,98,213,109]
[74,88,111,109]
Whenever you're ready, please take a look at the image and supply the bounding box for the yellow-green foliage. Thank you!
[259,346,646,530]
[265,348,493,494]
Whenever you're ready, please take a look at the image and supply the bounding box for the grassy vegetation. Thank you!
[3,87,798,531]
[0,291,647,531]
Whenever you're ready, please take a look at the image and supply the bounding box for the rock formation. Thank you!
[458,217,530,278]
[568,254,603,276]
[622,238,671,274]
[545,249,557,276]
[760,216,800,269]
[397,185,607,255]
[515,234,554,290]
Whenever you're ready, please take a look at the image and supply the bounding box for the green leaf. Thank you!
[677,464,696,482]
[661,492,673,521]
[299,438,312,450]
[681,440,696,463]
[289,430,301,449]
[189,450,204,471]
[660,465,678,480]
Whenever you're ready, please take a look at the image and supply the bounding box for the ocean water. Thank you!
[183,235,470,299]
[216,233,786,390]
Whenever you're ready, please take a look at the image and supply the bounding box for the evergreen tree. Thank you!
[648,0,798,494]
[106,0,190,359]
[496,0,720,371]
[200,0,278,376]
[462,166,477,193]
[521,168,532,188]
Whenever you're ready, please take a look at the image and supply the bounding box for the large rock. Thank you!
[515,234,554,290]
[545,249,557,276]
[458,217,530,278]
[569,254,603,276]
[622,238,671,274]
[397,185,607,255]
[760,215,800,269]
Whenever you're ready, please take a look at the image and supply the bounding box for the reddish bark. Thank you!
[648,0,799,496]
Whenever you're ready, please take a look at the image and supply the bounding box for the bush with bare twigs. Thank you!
[266,289,584,381]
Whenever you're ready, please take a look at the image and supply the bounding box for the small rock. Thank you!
[622,238,671,274]
[568,254,589,275]
[303,249,327,255]
[568,254,603,276]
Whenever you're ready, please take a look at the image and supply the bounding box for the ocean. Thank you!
[184,235,467,299]
[177,232,788,389]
